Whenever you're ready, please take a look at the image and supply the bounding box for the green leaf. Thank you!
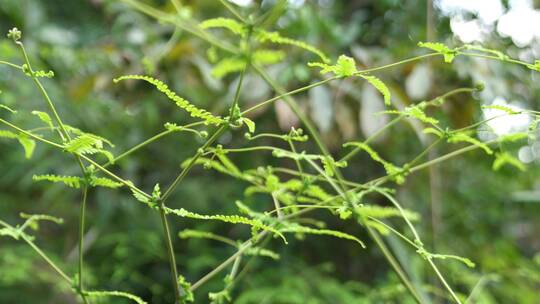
[252,49,285,65]
[211,57,246,78]
[85,290,147,304]
[308,55,357,77]
[17,135,35,159]
[33,174,82,188]
[114,75,224,125]
[199,17,246,37]
[31,111,54,130]
[89,177,124,189]
[280,223,365,248]
[256,29,329,63]
[418,41,456,63]
[358,74,391,105]
[242,117,256,133]
[165,207,287,243]
[493,152,525,171]
[482,104,519,115]
[343,142,406,184]
[448,132,493,155]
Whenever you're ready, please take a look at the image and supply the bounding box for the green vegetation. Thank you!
[1,1,539,303]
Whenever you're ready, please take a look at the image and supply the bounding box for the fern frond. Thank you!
[32,174,82,188]
[31,111,54,130]
[493,152,525,171]
[390,106,439,125]
[448,132,493,154]
[165,207,287,243]
[252,49,285,65]
[17,135,35,159]
[482,104,519,115]
[256,30,329,63]
[33,70,55,78]
[280,223,365,248]
[85,290,147,304]
[418,41,456,63]
[244,247,280,260]
[199,17,246,36]
[308,55,357,77]
[0,130,18,139]
[358,74,391,106]
[343,142,406,184]
[498,132,528,143]
[89,177,124,188]
[211,57,246,78]
[113,75,224,125]
[356,205,419,221]
[20,213,64,226]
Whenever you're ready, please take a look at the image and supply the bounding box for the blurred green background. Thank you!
[1,0,540,303]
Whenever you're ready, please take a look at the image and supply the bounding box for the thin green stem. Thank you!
[78,185,90,304]
[158,197,183,303]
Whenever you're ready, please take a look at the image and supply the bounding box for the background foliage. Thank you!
[1,0,540,303]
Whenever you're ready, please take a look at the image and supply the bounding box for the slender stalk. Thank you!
[78,186,90,304]
[158,198,183,303]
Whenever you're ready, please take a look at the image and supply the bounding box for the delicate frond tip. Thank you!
[448,132,493,155]
[64,134,114,163]
[359,74,391,106]
[418,41,456,63]
[113,75,225,125]
[482,104,520,115]
[356,205,419,221]
[384,105,439,125]
[211,57,246,78]
[164,207,287,243]
[33,174,82,188]
[199,17,246,37]
[256,29,329,63]
[493,152,525,171]
[308,55,357,77]
[20,213,64,225]
[31,111,54,130]
[343,142,407,184]
[280,223,366,248]
[417,247,476,268]
[89,177,124,189]
[0,131,35,158]
[84,290,147,304]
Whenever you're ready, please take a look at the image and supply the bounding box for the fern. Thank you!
[64,134,114,163]
[0,130,18,139]
[31,110,54,130]
[252,49,285,65]
[255,29,329,63]
[482,104,519,115]
[211,57,246,78]
[199,17,246,37]
[343,142,406,184]
[493,152,525,171]
[89,177,124,189]
[32,174,82,188]
[84,290,147,304]
[447,132,493,155]
[308,55,357,77]
[113,75,225,125]
[418,41,456,63]
[280,223,365,248]
[244,247,280,260]
[359,74,392,105]
[385,105,439,125]
[356,205,419,221]
[17,135,35,159]
[33,70,55,78]
[164,207,287,243]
